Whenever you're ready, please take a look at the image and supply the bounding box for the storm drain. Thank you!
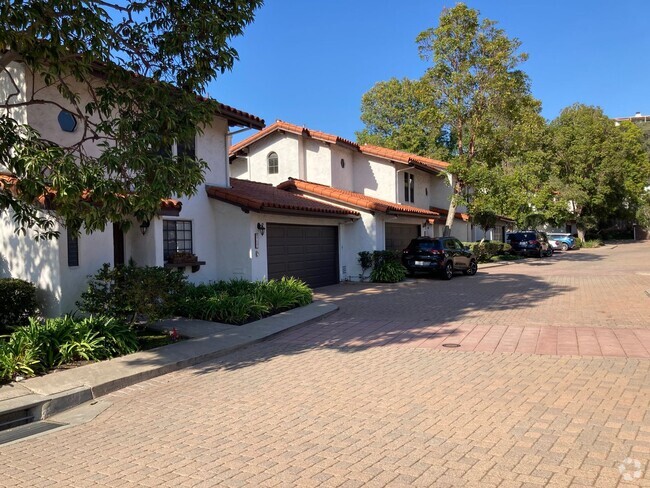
[0,421,66,445]
[442,343,461,348]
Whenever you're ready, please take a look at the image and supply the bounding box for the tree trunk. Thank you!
[577,226,586,241]
[443,175,462,237]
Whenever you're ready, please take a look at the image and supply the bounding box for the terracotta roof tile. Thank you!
[430,206,471,222]
[359,144,449,172]
[206,178,360,218]
[1,173,182,213]
[278,178,440,219]
[230,120,357,155]
[229,120,449,174]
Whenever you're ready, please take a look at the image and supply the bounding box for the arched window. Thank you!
[267,152,279,174]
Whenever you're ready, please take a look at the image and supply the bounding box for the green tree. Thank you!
[356,77,446,159]
[417,3,541,235]
[1,0,263,239]
[548,104,650,239]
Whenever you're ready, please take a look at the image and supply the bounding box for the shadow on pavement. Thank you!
[186,271,575,375]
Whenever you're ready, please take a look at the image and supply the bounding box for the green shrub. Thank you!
[0,315,138,383]
[583,239,603,248]
[0,278,39,330]
[78,262,187,324]
[462,241,509,263]
[177,278,313,325]
[370,261,407,283]
[0,334,39,382]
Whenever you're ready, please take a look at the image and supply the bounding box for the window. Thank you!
[340,158,345,168]
[163,220,193,260]
[177,135,196,160]
[404,172,415,203]
[267,152,279,174]
[67,229,79,267]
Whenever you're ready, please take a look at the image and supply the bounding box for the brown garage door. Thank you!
[267,224,339,288]
[385,223,420,251]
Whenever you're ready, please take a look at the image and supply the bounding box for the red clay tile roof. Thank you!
[215,102,264,130]
[430,206,471,222]
[1,173,182,213]
[229,120,449,174]
[206,178,360,218]
[359,144,448,172]
[230,120,357,155]
[278,178,440,219]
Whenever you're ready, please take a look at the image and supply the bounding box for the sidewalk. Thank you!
[0,301,337,426]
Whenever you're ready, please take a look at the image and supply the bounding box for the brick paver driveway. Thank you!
[2,242,650,487]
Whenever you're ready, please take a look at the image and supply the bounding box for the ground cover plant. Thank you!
[176,277,313,325]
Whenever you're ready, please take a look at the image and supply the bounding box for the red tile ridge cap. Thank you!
[278,178,439,218]
[360,144,449,171]
[230,120,360,155]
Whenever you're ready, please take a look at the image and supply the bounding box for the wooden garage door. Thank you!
[267,224,339,288]
[385,223,420,251]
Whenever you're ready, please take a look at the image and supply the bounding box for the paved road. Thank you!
[2,242,649,487]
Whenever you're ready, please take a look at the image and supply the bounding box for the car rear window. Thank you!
[408,239,442,251]
[507,232,535,240]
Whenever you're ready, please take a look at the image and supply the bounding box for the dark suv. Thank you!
[506,231,552,257]
[401,236,477,280]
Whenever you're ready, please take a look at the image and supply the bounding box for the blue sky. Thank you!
[210,1,650,142]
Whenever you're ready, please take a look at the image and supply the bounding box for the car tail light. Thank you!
[529,240,538,245]
[429,249,442,255]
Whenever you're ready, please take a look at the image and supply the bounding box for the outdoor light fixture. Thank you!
[140,220,150,235]
[257,222,266,236]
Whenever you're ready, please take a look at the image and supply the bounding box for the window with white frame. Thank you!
[404,172,415,203]
[267,152,279,174]
[163,220,193,260]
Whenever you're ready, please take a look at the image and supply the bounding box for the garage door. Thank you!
[267,224,339,288]
[385,223,420,251]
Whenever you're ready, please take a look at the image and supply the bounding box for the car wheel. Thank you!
[464,260,478,276]
[561,243,569,252]
[441,261,453,280]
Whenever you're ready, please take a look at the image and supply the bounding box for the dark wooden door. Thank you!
[113,223,125,266]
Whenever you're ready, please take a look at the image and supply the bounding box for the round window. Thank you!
[58,110,77,132]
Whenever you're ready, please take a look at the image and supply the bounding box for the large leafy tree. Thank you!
[417,3,544,235]
[1,0,263,239]
[356,77,447,160]
[548,104,650,239]
[357,3,545,235]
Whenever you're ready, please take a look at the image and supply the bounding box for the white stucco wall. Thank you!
[229,156,249,179]
[0,212,62,316]
[352,156,396,201]
[212,200,255,281]
[247,132,300,185]
[339,212,378,281]
[304,139,332,185]
[57,225,114,314]
[200,118,230,187]
[330,146,355,191]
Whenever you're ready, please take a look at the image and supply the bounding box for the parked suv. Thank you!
[402,236,477,280]
[506,231,552,258]
[547,233,576,251]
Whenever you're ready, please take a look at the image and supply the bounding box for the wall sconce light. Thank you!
[140,220,150,235]
[257,222,266,236]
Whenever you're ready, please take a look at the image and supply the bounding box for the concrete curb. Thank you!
[0,301,338,424]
